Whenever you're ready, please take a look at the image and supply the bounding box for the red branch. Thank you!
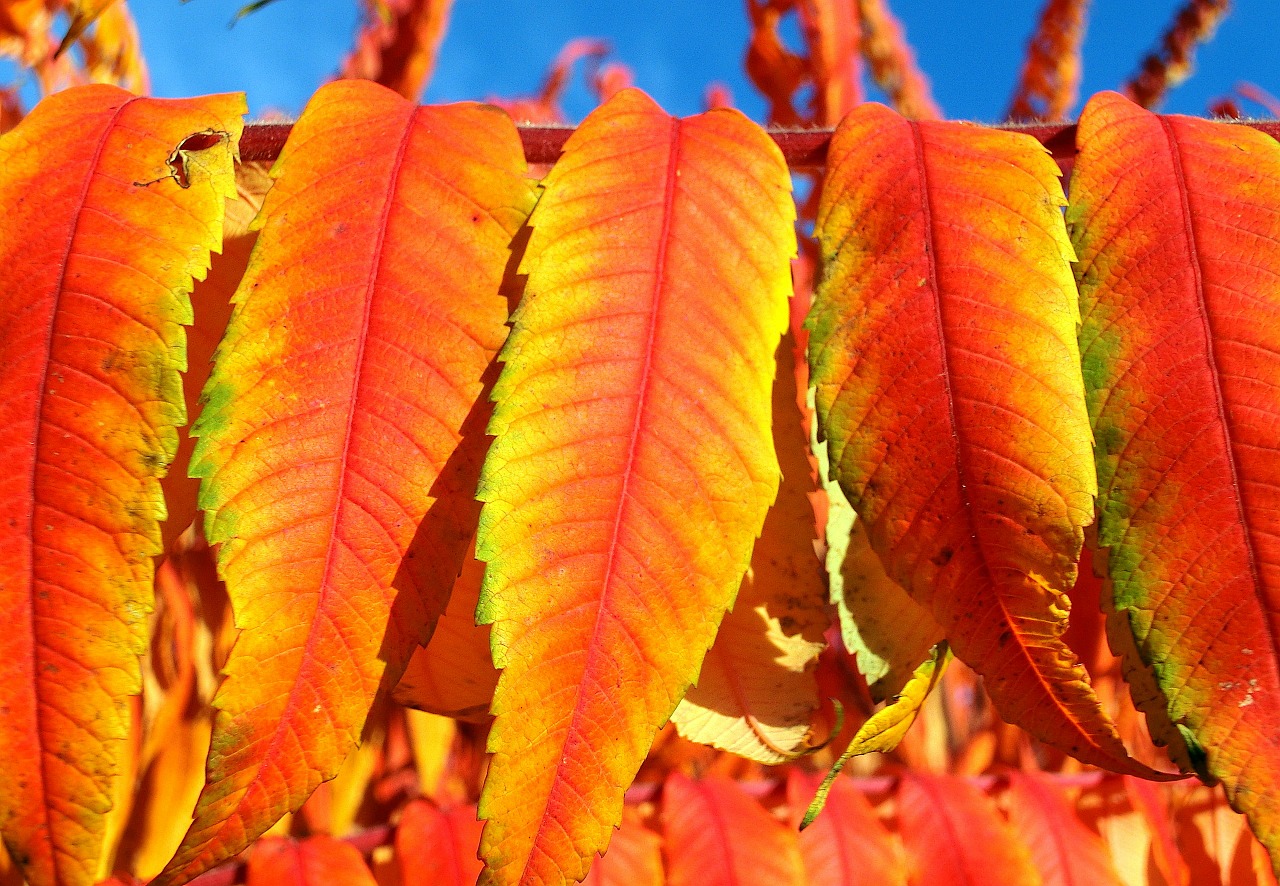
[237,119,1280,170]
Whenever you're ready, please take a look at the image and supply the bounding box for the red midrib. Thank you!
[1159,116,1278,671]
[518,116,683,884]
[25,96,135,881]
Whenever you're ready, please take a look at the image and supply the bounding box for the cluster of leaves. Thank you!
[3,2,1280,886]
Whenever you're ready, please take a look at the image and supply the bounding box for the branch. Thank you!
[237,119,1280,170]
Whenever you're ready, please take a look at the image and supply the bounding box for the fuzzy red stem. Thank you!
[237,119,1280,169]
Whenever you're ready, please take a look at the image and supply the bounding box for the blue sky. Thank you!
[125,0,1280,123]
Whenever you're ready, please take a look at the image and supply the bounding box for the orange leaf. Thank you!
[663,774,804,886]
[393,543,497,724]
[246,835,378,886]
[0,85,243,886]
[898,774,1041,885]
[474,88,795,885]
[671,331,829,763]
[787,770,907,886]
[808,101,1168,779]
[154,80,535,886]
[582,808,663,886]
[1070,91,1280,868]
[1006,772,1123,886]
[396,800,483,886]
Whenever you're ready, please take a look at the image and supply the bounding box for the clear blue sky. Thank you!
[127,0,1280,123]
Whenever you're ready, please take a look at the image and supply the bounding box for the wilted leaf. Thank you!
[155,80,535,886]
[475,88,795,885]
[664,774,804,886]
[802,644,948,828]
[0,85,242,886]
[1070,90,1280,870]
[809,101,1167,779]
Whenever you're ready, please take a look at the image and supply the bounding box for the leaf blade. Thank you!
[475,87,795,885]
[809,102,1165,779]
[1070,89,1280,872]
[0,85,243,886]
[156,80,535,885]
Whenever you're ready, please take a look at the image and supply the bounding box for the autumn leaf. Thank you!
[1006,772,1123,886]
[475,87,795,885]
[808,101,1169,780]
[664,774,805,886]
[582,808,663,886]
[801,644,948,828]
[396,800,483,886]
[393,542,497,724]
[787,770,907,886]
[246,835,377,886]
[671,330,829,763]
[1069,90,1280,871]
[154,80,535,886]
[815,413,943,700]
[0,84,242,886]
[899,774,1042,885]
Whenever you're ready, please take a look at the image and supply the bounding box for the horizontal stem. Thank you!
[237,119,1280,168]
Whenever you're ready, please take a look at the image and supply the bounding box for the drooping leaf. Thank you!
[1069,90,1280,868]
[808,101,1168,779]
[801,644,948,828]
[664,774,805,886]
[671,330,828,763]
[396,800,483,886]
[787,770,907,886]
[1006,772,1123,886]
[582,808,663,886]
[246,835,378,886]
[155,80,535,886]
[814,403,943,700]
[394,543,497,723]
[475,87,795,885]
[0,85,242,886]
[898,774,1042,885]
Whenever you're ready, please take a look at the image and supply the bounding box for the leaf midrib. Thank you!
[518,115,683,885]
